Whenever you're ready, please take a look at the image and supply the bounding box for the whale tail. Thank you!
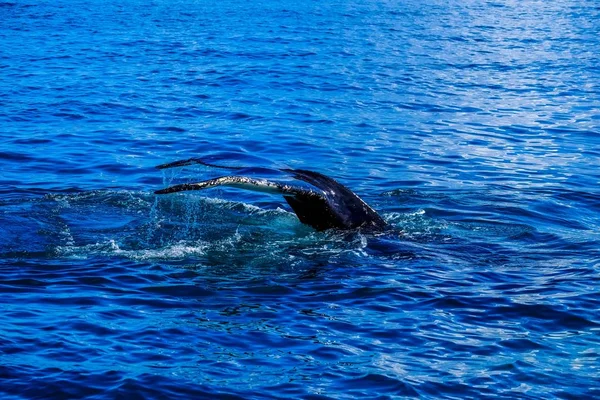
[154,157,387,231]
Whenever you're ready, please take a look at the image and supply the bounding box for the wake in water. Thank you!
[0,187,449,270]
[0,190,370,258]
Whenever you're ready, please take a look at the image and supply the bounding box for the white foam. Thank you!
[55,239,209,261]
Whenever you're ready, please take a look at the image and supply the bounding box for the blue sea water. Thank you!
[1,0,600,398]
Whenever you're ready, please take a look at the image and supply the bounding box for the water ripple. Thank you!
[2,0,600,398]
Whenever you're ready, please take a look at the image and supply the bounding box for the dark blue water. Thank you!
[2,0,600,398]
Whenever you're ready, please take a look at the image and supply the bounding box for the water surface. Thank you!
[1,0,599,398]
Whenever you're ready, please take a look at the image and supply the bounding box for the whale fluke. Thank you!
[155,159,387,232]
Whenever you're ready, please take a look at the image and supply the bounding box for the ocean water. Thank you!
[1,0,599,398]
